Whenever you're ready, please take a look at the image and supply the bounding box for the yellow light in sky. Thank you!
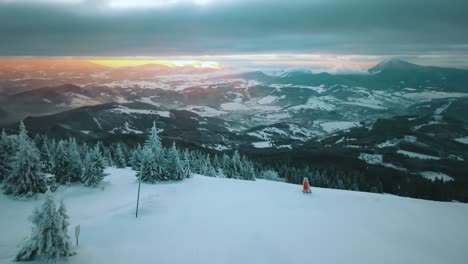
[89,60,221,69]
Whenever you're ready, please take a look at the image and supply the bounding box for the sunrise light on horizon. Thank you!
[88,59,222,69]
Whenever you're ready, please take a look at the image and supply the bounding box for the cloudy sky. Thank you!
[1,0,468,71]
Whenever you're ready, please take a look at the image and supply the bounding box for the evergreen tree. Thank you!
[40,137,55,174]
[53,140,70,184]
[136,123,167,182]
[230,151,242,179]
[82,144,106,187]
[0,129,15,182]
[104,147,114,167]
[212,154,220,169]
[137,147,161,183]
[66,138,83,182]
[221,153,231,178]
[182,149,191,177]
[261,169,280,181]
[146,123,164,158]
[52,139,83,184]
[240,156,256,181]
[115,143,127,168]
[130,144,143,170]
[165,142,187,180]
[3,122,47,197]
[204,155,216,177]
[57,201,73,257]
[216,167,226,178]
[16,191,74,261]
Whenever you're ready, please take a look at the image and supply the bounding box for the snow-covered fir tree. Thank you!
[16,191,74,261]
[146,123,164,158]
[137,146,162,183]
[130,144,143,170]
[82,144,106,187]
[40,137,55,174]
[261,169,281,181]
[115,143,127,168]
[136,123,167,182]
[57,201,73,256]
[216,167,226,178]
[240,156,256,181]
[230,151,242,179]
[52,140,69,184]
[53,139,83,184]
[221,153,231,178]
[2,122,47,197]
[165,142,189,180]
[66,138,83,182]
[0,129,15,182]
[182,149,191,177]
[104,147,114,167]
[204,155,217,177]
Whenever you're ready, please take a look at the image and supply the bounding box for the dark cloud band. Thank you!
[1,0,467,67]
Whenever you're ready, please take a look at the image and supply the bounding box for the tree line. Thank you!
[1,122,461,202]
[0,122,257,198]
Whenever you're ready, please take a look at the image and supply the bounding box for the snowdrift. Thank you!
[1,168,468,264]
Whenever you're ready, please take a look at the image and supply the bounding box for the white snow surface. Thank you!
[220,102,249,111]
[1,168,468,264]
[397,150,440,160]
[257,95,285,105]
[419,171,454,182]
[252,141,273,148]
[454,137,468,144]
[180,106,227,117]
[319,121,360,133]
[110,106,171,118]
[289,97,335,111]
[358,153,406,171]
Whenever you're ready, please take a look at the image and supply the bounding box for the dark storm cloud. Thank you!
[1,0,468,62]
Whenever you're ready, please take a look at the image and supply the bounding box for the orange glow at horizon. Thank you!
[89,60,222,69]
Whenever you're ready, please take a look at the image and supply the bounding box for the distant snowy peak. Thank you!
[368,59,420,74]
[279,69,313,78]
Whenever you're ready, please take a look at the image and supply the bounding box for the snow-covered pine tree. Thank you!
[57,201,74,257]
[137,123,167,182]
[212,154,220,169]
[115,143,127,168]
[182,149,191,178]
[172,151,187,180]
[16,191,74,261]
[137,146,161,183]
[261,169,280,181]
[146,122,164,158]
[240,156,256,181]
[40,136,55,174]
[66,138,83,182]
[2,122,47,197]
[104,147,114,167]
[52,138,83,184]
[231,151,242,179]
[0,129,14,182]
[205,155,217,177]
[216,167,226,178]
[130,144,143,170]
[165,142,185,180]
[221,153,231,178]
[82,144,106,187]
[52,140,70,184]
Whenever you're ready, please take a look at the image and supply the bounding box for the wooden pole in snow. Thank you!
[136,174,141,218]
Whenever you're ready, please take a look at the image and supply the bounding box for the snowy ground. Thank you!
[1,168,468,264]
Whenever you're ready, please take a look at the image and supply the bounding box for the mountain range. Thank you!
[0,59,467,195]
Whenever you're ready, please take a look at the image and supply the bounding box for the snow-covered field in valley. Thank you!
[1,168,468,264]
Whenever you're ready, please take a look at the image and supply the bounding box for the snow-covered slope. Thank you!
[1,168,468,264]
